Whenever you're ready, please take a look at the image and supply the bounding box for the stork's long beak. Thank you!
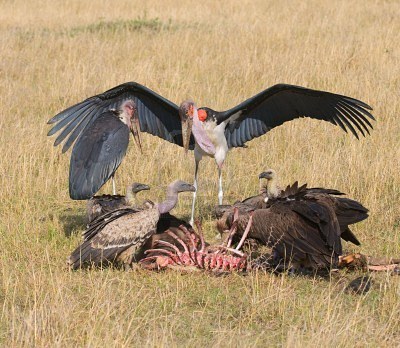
[181,112,193,154]
[130,116,142,153]
[179,102,195,154]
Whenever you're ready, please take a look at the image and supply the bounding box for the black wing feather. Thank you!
[48,82,195,152]
[69,112,130,199]
[222,84,375,148]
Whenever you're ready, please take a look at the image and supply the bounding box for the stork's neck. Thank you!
[266,179,280,198]
[192,111,216,155]
[157,186,178,214]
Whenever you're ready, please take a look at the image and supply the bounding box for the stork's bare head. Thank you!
[128,182,150,194]
[259,169,277,181]
[121,100,142,152]
[179,100,196,153]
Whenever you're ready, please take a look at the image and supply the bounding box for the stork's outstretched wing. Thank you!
[48,82,194,152]
[69,111,130,199]
[222,84,375,148]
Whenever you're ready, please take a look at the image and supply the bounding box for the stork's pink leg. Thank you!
[226,208,239,248]
[235,213,253,251]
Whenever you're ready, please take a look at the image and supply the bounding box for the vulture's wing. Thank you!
[290,201,342,255]
[83,207,139,241]
[222,84,375,148]
[68,208,159,269]
[69,112,130,199]
[48,81,195,152]
[242,202,342,268]
[312,195,368,246]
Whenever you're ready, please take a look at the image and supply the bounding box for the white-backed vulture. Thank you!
[67,180,195,269]
[86,182,150,223]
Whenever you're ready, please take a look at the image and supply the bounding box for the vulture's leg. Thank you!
[189,158,200,226]
[235,213,253,251]
[226,208,239,248]
[218,167,223,205]
[112,174,116,195]
[122,252,136,271]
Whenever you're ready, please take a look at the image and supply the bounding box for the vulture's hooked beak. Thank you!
[181,105,194,154]
[137,184,150,192]
[186,183,196,192]
[258,172,268,179]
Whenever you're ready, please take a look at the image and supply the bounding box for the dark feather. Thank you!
[83,208,139,241]
[68,112,130,199]
[48,82,195,152]
[69,206,160,269]
[216,180,368,269]
[220,84,374,148]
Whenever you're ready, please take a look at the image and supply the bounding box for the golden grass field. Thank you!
[1,0,400,346]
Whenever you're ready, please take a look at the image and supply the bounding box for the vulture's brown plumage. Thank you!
[68,180,195,269]
[216,177,368,271]
[86,182,150,223]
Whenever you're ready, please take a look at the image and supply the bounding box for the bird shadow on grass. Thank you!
[59,209,87,238]
[198,203,221,221]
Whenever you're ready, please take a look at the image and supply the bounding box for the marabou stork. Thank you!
[47,82,375,224]
[68,180,195,269]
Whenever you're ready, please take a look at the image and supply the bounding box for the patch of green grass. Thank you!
[68,16,169,37]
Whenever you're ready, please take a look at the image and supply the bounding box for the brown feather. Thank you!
[68,207,160,269]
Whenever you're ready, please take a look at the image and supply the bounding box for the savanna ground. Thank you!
[0,0,399,346]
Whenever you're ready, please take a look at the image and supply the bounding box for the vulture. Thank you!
[86,182,150,223]
[47,82,375,228]
[238,168,282,208]
[216,174,368,271]
[67,180,195,269]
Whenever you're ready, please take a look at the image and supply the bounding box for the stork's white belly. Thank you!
[194,120,228,166]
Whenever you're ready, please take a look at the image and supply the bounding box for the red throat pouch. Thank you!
[198,110,207,122]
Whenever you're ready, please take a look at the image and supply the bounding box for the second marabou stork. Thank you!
[47,82,375,224]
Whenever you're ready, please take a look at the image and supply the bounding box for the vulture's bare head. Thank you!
[179,100,196,153]
[128,182,150,194]
[169,180,196,194]
[259,169,277,181]
[120,100,142,152]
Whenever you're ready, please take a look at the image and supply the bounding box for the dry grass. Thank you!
[1,0,400,346]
